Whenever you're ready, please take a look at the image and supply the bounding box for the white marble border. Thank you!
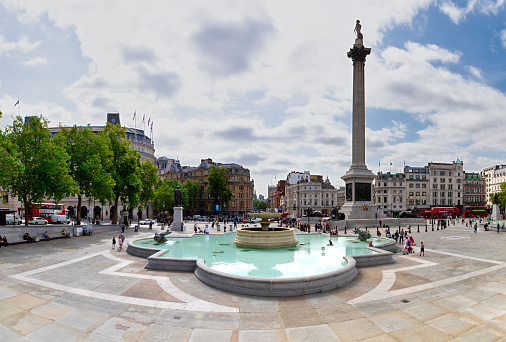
[10,250,239,313]
[349,248,506,304]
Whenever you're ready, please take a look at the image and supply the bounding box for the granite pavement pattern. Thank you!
[0,222,505,341]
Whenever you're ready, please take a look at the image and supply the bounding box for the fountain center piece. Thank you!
[234,212,298,249]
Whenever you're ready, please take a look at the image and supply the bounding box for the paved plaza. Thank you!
[0,222,505,341]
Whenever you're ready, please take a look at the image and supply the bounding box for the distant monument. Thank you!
[341,20,377,219]
[172,186,184,231]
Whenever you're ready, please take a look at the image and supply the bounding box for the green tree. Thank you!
[490,184,506,211]
[153,179,175,213]
[0,117,22,196]
[182,179,201,214]
[101,123,142,224]
[254,199,268,211]
[207,165,233,210]
[139,160,160,218]
[54,125,115,225]
[4,115,77,225]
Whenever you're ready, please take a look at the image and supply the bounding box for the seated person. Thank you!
[2,235,7,247]
[23,233,33,243]
[328,239,333,246]
[43,231,49,241]
[368,241,373,247]
[204,226,210,234]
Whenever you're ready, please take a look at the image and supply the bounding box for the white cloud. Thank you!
[440,1,467,24]
[22,56,47,66]
[0,35,40,55]
[1,0,505,193]
[465,65,483,80]
[439,0,505,24]
[501,28,506,48]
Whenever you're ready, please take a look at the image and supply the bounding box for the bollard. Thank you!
[344,225,347,234]
[425,224,427,232]
[417,225,420,233]
[366,226,368,232]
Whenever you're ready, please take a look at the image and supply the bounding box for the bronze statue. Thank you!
[399,207,421,218]
[330,207,345,220]
[353,227,371,241]
[154,230,172,243]
[494,193,499,205]
[354,20,363,39]
[174,186,183,207]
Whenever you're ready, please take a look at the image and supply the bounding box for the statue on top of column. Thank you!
[354,20,363,39]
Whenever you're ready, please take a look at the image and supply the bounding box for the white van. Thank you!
[51,214,71,224]
[6,214,22,225]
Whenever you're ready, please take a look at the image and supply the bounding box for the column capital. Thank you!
[347,45,371,63]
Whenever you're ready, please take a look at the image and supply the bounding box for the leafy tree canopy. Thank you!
[207,165,232,206]
[4,115,77,225]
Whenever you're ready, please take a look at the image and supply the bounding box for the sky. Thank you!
[0,0,505,198]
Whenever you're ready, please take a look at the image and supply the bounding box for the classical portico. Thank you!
[340,20,377,219]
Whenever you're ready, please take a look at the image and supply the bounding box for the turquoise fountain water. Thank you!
[134,233,391,279]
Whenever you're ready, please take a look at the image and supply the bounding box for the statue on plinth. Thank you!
[354,20,363,39]
[174,186,183,207]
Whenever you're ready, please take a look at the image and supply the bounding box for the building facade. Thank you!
[480,164,506,207]
[463,172,486,206]
[428,160,464,207]
[284,173,344,217]
[374,172,407,214]
[160,158,254,218]
[375,159,476,215]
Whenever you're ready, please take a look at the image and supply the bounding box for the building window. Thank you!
[422,175,426,179]
[409,192,414,196]
[409,183,414,188]
[416,184,420,188]
[422,184,427,188]
[384,197,387,202]
[422,191,426,196]
[416,175,420,179]
[441,192,445,197]
[416,192,420,196]
[409,175,414,179]
[441,178,445,183]
[440,185,445,190]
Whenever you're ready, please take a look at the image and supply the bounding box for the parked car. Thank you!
[6,214,22,225]
[139,219,156,225]
[28,217,48,225]
[51,214,71,224]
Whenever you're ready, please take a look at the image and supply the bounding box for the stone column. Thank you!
[340,21,377,220]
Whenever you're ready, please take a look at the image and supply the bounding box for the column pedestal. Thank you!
[492,204,500,221]
[172,207,184,231]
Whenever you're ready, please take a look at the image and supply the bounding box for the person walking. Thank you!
[419,242,425,256]
[497,223,500,233]
[474,222,478,233]
[112,237,116,250]
[117,236,123,251]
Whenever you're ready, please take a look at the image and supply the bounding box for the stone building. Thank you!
[269,180,286,212]
[375,159,473,214]
[480,164,506,207]
[160,158,254,218]
[284,172,344,217]
[404,166,430,208]
[374,172,407,215]
[463,172,486,206]
[428,160,464,207]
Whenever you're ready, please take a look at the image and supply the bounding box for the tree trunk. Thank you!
[24,201,29,226]
[77,194,82,225]
[112,196,120,224]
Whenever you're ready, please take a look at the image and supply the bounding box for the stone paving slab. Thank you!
[0,223,505,341]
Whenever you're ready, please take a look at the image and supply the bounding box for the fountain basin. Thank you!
[234,227,298,249]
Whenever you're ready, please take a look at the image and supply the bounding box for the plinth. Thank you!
[341,24,377,220]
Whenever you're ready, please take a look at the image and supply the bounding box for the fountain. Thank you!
[234,212,298,249]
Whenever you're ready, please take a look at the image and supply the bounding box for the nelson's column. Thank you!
[340,20,377,219]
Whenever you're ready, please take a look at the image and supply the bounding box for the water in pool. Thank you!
[134,233,390,279]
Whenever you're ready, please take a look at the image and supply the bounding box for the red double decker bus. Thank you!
[431,207,459,218]
[27,203,66,223]
[417,207,432,219]
[463,206,487,218]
